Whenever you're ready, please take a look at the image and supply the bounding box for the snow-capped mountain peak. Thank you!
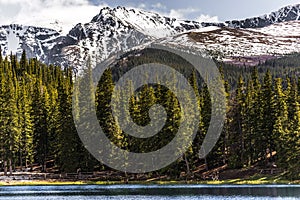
[50,6,207,70]
[90,6,202,38]
[0,5,300,71]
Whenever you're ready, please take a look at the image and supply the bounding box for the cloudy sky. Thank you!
[0,0,299,34]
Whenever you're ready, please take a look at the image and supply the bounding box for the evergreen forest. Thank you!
[0,48,299,180]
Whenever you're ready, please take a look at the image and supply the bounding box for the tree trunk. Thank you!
[20,150,23,171]
[43,162,47,173]
[183,153,191,177]
[204,157,208,171]
[9,158,12,176]
[124,172,128,184]
[4,160,7,176]
[239,120,245,165]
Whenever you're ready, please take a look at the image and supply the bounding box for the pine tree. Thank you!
[3,64,20,175]
[73,59,98,172]
[17,79,34,169]
[273,78,289,168]
[281,78,300,178]
[248,67,262,164]
[57,69,83,172]
[260,70,275,164]
[286,101,300,178]
[189,71,204,172]
[228,75,246,168]
[20,50,28,76]
[31,73,51,172]
[96,68,118,169]
[243,78,256,165]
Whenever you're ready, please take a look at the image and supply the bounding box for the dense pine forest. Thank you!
[0,48,299,180]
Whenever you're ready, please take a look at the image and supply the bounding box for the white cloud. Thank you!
[0,0,107,35]
[0,0,221,35]
[138,3,146,9]
[196,14,219,23]
[168,8,199,19]
[151,3,166,10]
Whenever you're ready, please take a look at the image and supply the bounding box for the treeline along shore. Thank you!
[0,48,299,182]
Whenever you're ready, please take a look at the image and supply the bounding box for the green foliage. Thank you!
[0,48,299,180]
[0,50,91,173]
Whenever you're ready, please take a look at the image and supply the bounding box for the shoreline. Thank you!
[0,178,299,186]
[0,166,298,186]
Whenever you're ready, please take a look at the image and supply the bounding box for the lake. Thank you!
[0,184,299,200]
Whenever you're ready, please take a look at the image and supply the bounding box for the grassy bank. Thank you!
[0,176,299,186]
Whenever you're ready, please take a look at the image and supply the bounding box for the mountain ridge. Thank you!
[226,4,300,28]
[0,4,299,70]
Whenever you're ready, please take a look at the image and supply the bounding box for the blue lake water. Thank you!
[0,184,299,199]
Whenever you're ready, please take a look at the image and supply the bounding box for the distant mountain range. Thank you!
[226,4,300,28]
[0,4,300,71]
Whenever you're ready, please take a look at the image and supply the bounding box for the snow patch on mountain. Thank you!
[160,21,300,62]
[192,26,221,33]
[0,24,60,60]
[251,21,300,37]
[6,30,20,54]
